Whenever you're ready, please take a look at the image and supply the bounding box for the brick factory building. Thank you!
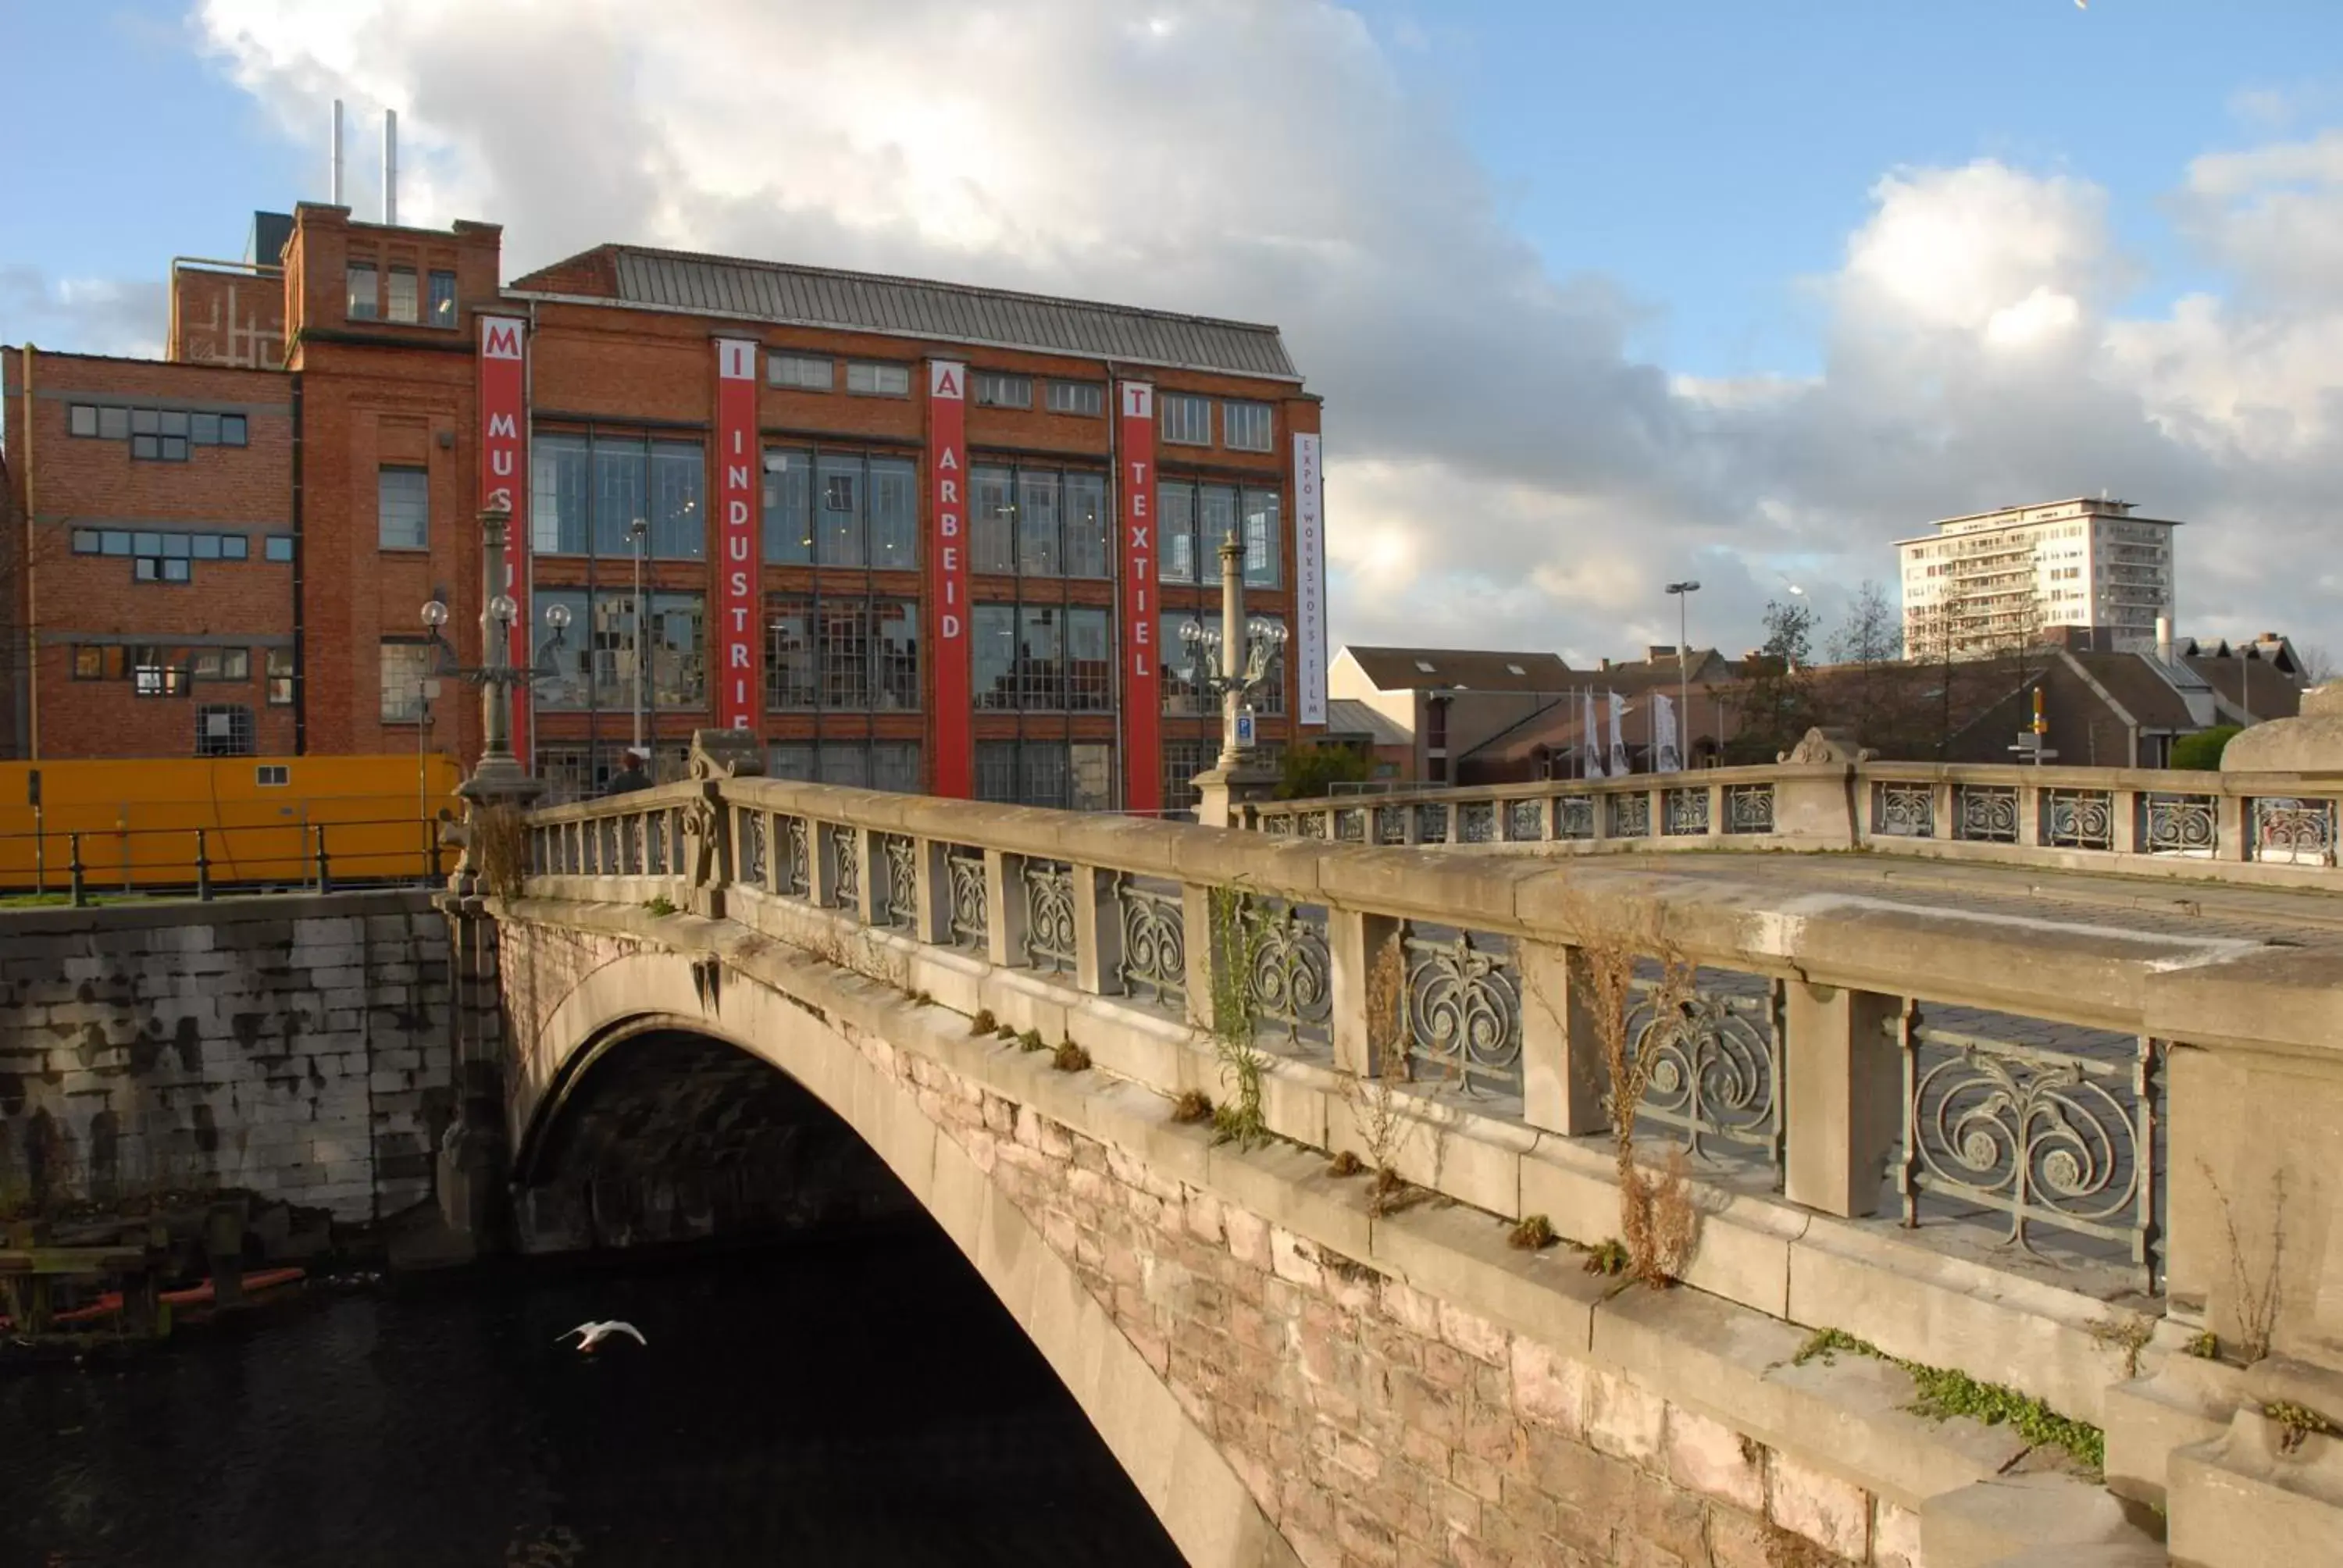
[2,205,1329,811]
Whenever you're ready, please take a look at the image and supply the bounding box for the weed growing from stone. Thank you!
[1785,1327,2104,1470]
[2184,1331,2220,1360]
[1016,1028,1046,1053]
[2206,1163,2286,1364]
[1508,1213,1558,1251]
[1171,1089,1214,1125]
[1339,929,1414,1214]
[1579,1239,1631,1277]
[1051,1038,1091,1073]
[995,1025,1018,1042]
[2088,1314,2155,1379]
[2266,1400,2338,1454]
[1328,1149,1364,1178]
[911,989,933,1008]
[641,896,678,917]
[1206,883,1271,1149]
[969,1008,997,1035]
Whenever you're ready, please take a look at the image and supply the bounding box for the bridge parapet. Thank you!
[521,756,2343,1563]
[1246,729,2343,890]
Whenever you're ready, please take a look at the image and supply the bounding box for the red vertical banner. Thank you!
[928,360,972,797]
[477,312,530,760]
[714,338,762,733]
[1118,380,1161,814]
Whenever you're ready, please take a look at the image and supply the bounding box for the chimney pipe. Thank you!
[2155,614,2173,667]
[330,99,344,206]
[382,109,398,226]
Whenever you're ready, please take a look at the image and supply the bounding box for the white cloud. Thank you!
[177,2,2343,660]
[0,269,166,359]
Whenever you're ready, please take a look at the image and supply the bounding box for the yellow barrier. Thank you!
[0,754,462,893]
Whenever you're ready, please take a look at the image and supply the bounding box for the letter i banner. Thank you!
[929,361,972,796]
[479,313,531,758]
[715,339,762,733]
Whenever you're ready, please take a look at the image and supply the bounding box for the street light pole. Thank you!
[629,515,649,755]
[1665,580,1699,767]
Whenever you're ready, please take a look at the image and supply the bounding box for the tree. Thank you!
[2170,725,2241,771]
[2298,644,2338,687]
[1276,742,1372,801]
[1724,597,1816,761]
[1824,580,1904,748]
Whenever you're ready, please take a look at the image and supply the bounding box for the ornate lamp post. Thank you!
[1182,529,1288,825]
[421,508,572,811]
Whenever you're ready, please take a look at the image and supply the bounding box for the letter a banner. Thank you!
[929,361,971,796]
[478,312,530,758]
[715,339,762,733]
[1118,380,1161,814]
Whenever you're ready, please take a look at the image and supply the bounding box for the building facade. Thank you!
[1896,496,2179,658]
[1325,647,1572,785]
[3,206,1330,813]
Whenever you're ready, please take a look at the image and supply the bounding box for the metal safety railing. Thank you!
[0,816,450,906]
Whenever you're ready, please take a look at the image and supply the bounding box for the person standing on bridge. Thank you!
[603,746,653,796]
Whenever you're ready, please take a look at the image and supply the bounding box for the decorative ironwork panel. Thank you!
[595,819,616,876]
[1374,804,1408,844]
[1624,975,1781,1166]
[1117,879,1186,1007]
[2042,789,2115,851]
[2253,797,2338,866]
[828,824,860,909]
[1415,804,1450,844]
[781,818,810,896]
[1661,787,1710,836]
[1506,800,1543,841]
[947,851,988,949]
[2142,793,2216,857]
[1557,796,1596,840]
[1459,803,1496,843]
[739,810,768,889]
[1023,861,1077,973]
[879,835,918,929]
[1955,785,2019,843]
[1297,812,1328,839]
[1608,792,1650,839]
[1335,808,1367,843]
[1247,901,1332,1045]
[1724,785,1775,836]
[648,812,670,875]
[1262,813,1294,836]
[1900,1014,2160,1292]
[1876,782,1934,838]
[1400,928,1521,1099]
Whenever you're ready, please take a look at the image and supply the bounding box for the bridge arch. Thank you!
[504,939,1298,1568]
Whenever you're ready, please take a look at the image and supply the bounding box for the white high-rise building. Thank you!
[1896,497,2180,658]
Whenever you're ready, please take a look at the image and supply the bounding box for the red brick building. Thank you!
[3,205,1330,811]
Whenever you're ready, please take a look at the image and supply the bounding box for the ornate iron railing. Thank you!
[2142,793,2216,858]
[1416,804,1450,845]
[1874,782,1934,838]
[2042,789,2115,851]
[1507,800,1542,842]
[1023,860,1077,974]
[827,823,859,910]
[2253,797,2337,866]
[1116,877,1186,1007]
[1724,784,1774,836]
[1624,970,1782,1169]
[879,835,918,930]
[781,817,810,896]
[947,850,987,949]
[738,808,768,889]
[1956,785,2019,843]
[1458,802,1496,843]
[1399,927,1521,1099]
[1375,804,1407,844]
[1246,900,1332,1049]
[1608,793,1650,839]
[1336,807,1367,842]
[1662,787,1710,837]
[1557,796,1596,840]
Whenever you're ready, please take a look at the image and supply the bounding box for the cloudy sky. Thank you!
[8,1,2343,664]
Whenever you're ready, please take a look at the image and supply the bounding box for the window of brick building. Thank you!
[1222,400,1273,452]
[195,704,255,757]
[190,648,251,682]
[380,640,433,722]
[1160,394,1211,446]
[974,372,1032,408]
[846,362,910,397]
[1047,381,1104,417]
[73,647,106,680]
[430,270,458,328]
[769,355,833,391]
[347,262,380,321]
[265,536,294,563]
[387,267,419,324]
[379,466,429,551]
[266,648,295,706]
[970,741,1114,811]
[764,741,922,793]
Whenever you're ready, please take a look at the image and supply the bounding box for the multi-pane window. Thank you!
[974,741,1114,811]
[73,644,251,685]
[972,604,1110,711]
[379,466,430,551]
[264,536,294,563]
[1047,380,1104,417]
[1243,489,1282,587]
[761,449,916,568]
[70,405,246,448]
[429,270,458,328]
[76,529,249,579]
[195,705,255,757]
[767,741,922,793]
[846,362,911,396]
[1161,738,1219,818]
[1159,481,1198,583]
[266,649,294,706]
[534,589,708,711]
[763,597,918,711]
[968,462,1107,579]
[347,262,379,320]
[387,267,419,324]
[974,372,1032,408]
[1222,400,1273,452]
[769,355,833,391]
[188,648,252,682]
[380,640,433,722]
[1159,481,1279,585]
[1161,394,1212,446]
[530,433,704,558]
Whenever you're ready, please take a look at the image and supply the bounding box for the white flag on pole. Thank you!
[1581,690,1606,779]
[1654,692,1681,773]
[1607,690,1630,777]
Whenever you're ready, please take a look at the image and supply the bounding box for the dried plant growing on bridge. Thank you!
[470,804,531,902]
[1207,883,1271,1149]
[1551,886,1701,1288]
[2206,1163,2287,1364]
[1339,928,1414,1214]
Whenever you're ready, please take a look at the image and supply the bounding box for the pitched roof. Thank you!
[2063,651,2199,730]
[509,244,1299,381]
[1325,699,1413,747]
[2183,652,2304,723]
[1336,647,1572,693]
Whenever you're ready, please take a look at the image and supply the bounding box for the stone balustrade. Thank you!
[1243,729,2343,889]
[519,753,2343,1564]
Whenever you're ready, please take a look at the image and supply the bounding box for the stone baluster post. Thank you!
[1517,939,1613,1136]
[984,850,1029,968]
[1074,866,1125,996]
[1782,982,1903,1217]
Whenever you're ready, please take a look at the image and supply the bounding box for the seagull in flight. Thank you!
[558,1320,647,1353]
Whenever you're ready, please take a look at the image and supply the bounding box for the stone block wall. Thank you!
[0,891,458,1222]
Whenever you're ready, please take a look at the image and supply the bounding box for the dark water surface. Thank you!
[0,1230,1188,1567]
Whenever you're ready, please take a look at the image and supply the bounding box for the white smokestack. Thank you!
[330,99,344,205]
[383,109,398,226]
[2156,615,2174,666]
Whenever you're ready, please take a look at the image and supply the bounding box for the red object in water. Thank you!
[0,1267,307,1331]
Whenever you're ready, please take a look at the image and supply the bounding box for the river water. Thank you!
[0,1229,1188,1567]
